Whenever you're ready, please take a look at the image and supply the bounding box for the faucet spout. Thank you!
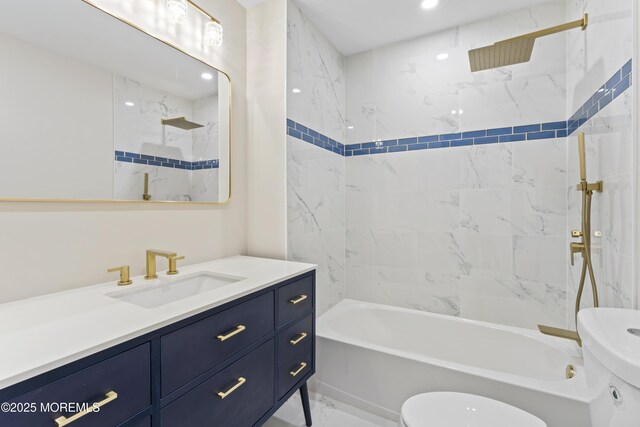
[145,249,177,280]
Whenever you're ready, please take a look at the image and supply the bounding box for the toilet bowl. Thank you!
[400,392,546,427]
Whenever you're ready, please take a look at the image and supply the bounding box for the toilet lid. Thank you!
[401,392,546,427]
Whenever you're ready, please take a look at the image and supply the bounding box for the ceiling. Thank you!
[0,0,219,100]
[293,0,560,56]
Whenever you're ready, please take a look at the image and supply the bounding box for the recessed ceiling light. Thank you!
[201,72,214,80]
[451,110,457,115]
[347,126,354,130]
[421,0,439,10]
[437,53,449,61]
[458,109,464,114]
[292,88,302,94]
[125,101,135,107]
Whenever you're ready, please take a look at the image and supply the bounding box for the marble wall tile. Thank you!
[566,0,635,322]
[287,0,346,143]
[346,2,567,144]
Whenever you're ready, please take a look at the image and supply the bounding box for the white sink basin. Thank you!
[108,272,245,308]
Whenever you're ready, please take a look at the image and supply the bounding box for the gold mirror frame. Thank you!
[0,0,232,205]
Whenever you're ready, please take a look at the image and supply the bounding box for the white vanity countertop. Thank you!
[0,256,316,389]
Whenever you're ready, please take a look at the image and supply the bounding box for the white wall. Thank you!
[0,33,114,199]
[0,0,247,303]
[246,0,288,259]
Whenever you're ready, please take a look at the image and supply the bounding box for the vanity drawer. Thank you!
[161,339,275,427]
[278,275,313,326]
[278,344,313,399]
[161,292,274,395]
[0,344,150,427]
[278,313,313,363]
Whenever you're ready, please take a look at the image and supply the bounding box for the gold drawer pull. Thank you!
[290,332,308,345]
[217,377,246,399]
[217,325,246,342]
[54,391,118,426]
[289,294,308,305]
[289,362,307,377]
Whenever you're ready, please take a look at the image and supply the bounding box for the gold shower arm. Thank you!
[500,14,588,44]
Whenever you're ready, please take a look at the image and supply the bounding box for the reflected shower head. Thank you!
[468,14,588,72]
[161,117,205,130]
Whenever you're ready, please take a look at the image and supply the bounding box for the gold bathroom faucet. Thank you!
[145,250,184,279]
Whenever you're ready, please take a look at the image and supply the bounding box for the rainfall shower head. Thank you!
[161,117,205,130]
[468,14,588,72]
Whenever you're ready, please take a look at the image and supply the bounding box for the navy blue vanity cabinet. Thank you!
[161,291,274,396]
[0,344,150,427]
[162,339,275,427]
[277,275,314,326]
[0,269,316,427]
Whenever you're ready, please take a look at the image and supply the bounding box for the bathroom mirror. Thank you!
[0,0,231,203]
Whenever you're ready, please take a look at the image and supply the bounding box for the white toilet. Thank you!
[400,392,546,427]
[400,308,640,427]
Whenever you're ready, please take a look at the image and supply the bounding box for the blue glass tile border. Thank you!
[287,119,345,156]
[567,58,633,135]
[287,59,632,157]
[115,151,219,170]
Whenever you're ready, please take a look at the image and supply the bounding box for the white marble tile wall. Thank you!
[287,1,346,315]
[113,76,220,202]
[287,0,346,143]
[564,0,635,326]
[345,2,567,144]
[344,3,571,329]
[346,140,569,329]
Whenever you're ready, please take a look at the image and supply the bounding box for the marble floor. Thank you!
[264,392,398,427]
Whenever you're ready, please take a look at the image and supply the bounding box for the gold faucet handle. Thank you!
[107,265,133,286]
[167,256,185,275]
[571,230,583,238]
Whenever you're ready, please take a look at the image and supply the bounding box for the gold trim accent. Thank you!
[167,255,185,275]
[0,1,232,205]
[107,265,133,286]
[289,295,308,305]
[566,364,576,379]
[54,391,118,426]
[186,0,221,25]
[289,332,308,346]
[538,325,582,346]
[145,249,177,280]
[217,377,246,399]
[289,362,307,377]
[469,14,588,72]
[161,117,205,130]
[217,325,246,341]
[143,173,151,201]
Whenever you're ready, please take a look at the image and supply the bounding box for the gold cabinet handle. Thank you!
[54,391,118,426]
[289,362,307,377]
[289,332,308,346]
[217,377,246,399]
[217,325,246,342]
[289,294,308,305]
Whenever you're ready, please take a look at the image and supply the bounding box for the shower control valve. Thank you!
[570,242,585,266]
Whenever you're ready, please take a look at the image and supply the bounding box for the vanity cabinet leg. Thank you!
[300,382,312,426]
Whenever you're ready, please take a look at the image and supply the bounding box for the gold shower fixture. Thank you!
[538,132,602,346]
[161,117,205,130]
[468,14,588,72]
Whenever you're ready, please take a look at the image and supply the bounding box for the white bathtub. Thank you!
[314,299,593,427]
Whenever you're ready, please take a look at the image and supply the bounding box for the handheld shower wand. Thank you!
[538,132,602,346]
